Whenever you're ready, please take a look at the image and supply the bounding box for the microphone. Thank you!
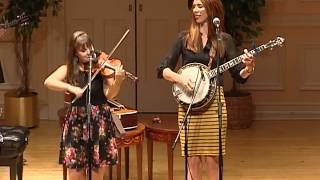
[213,17,220,28]
[93,49,102,57]
[89,50,101,63]
[92,50,116,71]
[213,17,221,41]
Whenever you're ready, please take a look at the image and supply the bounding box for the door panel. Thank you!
[137,0,189,112]
[65,0,136,108]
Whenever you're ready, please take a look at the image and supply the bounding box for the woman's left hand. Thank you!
[114,64,126,81]
[242,49,255,74]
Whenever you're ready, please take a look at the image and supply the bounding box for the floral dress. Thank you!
[61,72,118,169]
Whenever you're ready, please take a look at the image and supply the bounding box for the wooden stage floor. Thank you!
[1,114,320,180]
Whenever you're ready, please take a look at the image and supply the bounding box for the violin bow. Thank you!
[71,29,130,104]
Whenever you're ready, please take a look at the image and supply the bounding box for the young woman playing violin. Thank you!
[44,30,125,180]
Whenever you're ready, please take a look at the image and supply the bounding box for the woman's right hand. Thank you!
[67,85,84,98]
[162,68,194,92]
[177,74,194,92]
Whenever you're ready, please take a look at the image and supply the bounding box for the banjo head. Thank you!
[172,63,215,109]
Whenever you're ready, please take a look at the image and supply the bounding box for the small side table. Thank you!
[140,115,178,180]
[114,122,145,180]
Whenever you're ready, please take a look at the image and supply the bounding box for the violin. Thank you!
[90,50,138,81]
[70,29,134,104]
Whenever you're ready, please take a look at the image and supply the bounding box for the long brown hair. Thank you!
[66,31,93,85]
[186,0,225,58]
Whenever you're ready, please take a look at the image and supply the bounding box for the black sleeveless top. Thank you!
[72,72,108,106]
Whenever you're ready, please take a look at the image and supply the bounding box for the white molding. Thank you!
[299,0,320,2]
[254,103,320,120]
[243,43,286,91]
[300,43,320,90]
[255,111,320,120]
[0,83,19,90]
[0,103,55,120]
[244,82,284,91]
[40,103,49,120]
[263,15,320,27]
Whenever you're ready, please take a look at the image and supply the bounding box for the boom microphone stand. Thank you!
[213,17,224,180]
[172,69,203,180]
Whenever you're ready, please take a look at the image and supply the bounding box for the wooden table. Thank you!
[114,122,145,180]
[139,115,178,180]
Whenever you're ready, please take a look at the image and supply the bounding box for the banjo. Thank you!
[172,36,285,110]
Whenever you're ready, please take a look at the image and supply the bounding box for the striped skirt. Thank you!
[178,87,227,156]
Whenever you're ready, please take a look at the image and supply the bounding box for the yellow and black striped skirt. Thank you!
[178,87,227,156]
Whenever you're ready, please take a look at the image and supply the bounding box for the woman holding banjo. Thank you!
[157,0,255,179]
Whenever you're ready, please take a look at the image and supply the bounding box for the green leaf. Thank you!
[223,0,265,48]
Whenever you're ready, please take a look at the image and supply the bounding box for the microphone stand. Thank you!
[70,29,131,104]
[86,52,94,180]
[215,21,224,180]
[172,69,203,180]
[64,29,129,180]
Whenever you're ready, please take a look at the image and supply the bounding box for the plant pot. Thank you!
[4,91,39,128]
[225,91,253,129]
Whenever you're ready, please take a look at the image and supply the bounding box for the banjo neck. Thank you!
[208,39,277,79]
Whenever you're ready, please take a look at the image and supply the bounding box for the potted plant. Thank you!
[2,0,62,127]
[222,0,265,129]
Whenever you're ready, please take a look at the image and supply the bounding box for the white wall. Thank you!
[1,0,320,120]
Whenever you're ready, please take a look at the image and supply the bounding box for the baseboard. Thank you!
[254,103,320,120]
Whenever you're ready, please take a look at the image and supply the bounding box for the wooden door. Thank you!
[137,0,190,112]
[65,0,136,108]
[64,0,190,112]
